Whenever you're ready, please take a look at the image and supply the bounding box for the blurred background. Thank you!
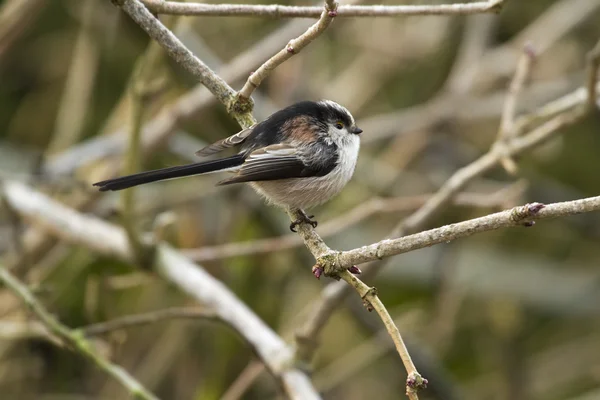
[1,0,600,399]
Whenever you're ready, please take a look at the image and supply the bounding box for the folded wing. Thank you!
[195,125,256,157]
[218,144,331,185]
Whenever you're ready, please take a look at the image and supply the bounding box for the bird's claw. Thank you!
[290,212,318,232]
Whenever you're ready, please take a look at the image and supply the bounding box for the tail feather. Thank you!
[93,155,244,191]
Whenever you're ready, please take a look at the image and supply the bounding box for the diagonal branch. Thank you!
[339,270,427,399]
[332,197,600,271]
[0,264,159,400]
[142,0,506,18]
[586,37,600,110]
[1,180,321,400]
[292,38,600,382]
[112,0,255,126]
[81,307,218,336]
[237,0,337,100]
[182,186,523,262]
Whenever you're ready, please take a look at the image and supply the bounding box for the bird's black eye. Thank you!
[335,122,344,130]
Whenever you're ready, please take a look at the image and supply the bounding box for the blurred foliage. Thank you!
[1,0,600,399]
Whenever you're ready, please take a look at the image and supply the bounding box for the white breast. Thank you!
[250,137,360,210]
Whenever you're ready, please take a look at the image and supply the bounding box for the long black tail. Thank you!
[93,154,244,191]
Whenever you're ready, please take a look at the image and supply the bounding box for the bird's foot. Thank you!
[290,210,318,232]
[312,265,362,279]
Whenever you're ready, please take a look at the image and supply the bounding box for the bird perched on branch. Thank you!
[94,100,362,232]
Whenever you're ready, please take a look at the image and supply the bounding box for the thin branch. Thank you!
[390,103,583,239]
[142,0,506,18]
[182,186,524,262]
[0,264,159,400]
[0,0,47,61]
[330,197,600,271]
[47,0,99,154]
[495,43,536,174]
[112,0,255,127]
[44,18,315,176]
[339,270,427,398]
[0,320,53,341]
[237,0,337,100]
[122,40,167,266]
[81,307,218,336]
[1,180,321,400]
[586,37,600,110]
[221,361,266,400]
[293,42,598,370]
[498,44,536,137]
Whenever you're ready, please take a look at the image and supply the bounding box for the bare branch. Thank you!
[0,264,159,400]
[333,196,600,271]
[112,0,255,126]
[1,180,320,400]
[182,186,523,262]
[0,0,47,61]
[237,0,337,100]
[81,307,218,336]
[339,270,427,398]
[142,0,506,18]
[495,42,536,174]
[293,45,598,368]
[586,37,600,110]
[286,213,428,397]
[44,18,315,177]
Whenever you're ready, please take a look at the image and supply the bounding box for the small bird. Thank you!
[93,100,362,231]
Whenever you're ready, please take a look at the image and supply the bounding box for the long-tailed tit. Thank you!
[93,100,362,231]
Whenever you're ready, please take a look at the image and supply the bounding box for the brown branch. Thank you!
[112,0,255,127]
[285,210,427,397]
[0,264,159,400]
[81,307,218,336]
[182,185,524,262]
[586,37,600,110]
[293,39,599,379]
[331,197,600,271]
[237,0,337,100]
[142,0,506,18]
[494,43,536,174]
[339,270,427,398]
[0,0,47,61]
[44,17,316,177]
[1,180,320,400]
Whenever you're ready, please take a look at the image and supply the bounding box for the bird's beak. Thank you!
[351,126,363,135]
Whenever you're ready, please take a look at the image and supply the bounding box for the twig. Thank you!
[112,0,255,127]
[445,13,496,94]
[586,37,600,110]
[330,196,600,271]
[495,42,536,174]
[294,43,598,370]
[81,307,218,336]
[237,0,337,100]
[390,104,583,239]
[0,264,160,400]
[285,213,428,397]
[44,18,315,176]
[0,0,47,61]
[0,320,53,341]
[122,40,167,266]
[47,0,98,154]
[221,361,266,400]
[1,180,321,400]
[142,0,506,18]
[473,0,600,92]
[182,186,523,262]
[339,270,427,398]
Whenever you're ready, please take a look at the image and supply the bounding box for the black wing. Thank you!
[195,125,256,157]
[218,142,337,185]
